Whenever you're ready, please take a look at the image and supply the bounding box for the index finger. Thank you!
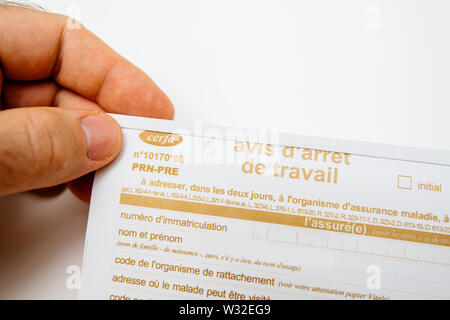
[0,5,174,119]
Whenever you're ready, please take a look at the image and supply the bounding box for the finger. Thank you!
[0,6,174,119]
[53,88,103,111]
[30,184,67,197]
[66,172,95,203]
[0,67,3,108]
[0,107,122,196]
[3,79,108,203]
[3,79,58,108]
[3,79,102,111]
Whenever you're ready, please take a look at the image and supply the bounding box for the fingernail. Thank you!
[80,115,121,161]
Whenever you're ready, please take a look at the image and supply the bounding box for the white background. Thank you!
[0,0,449,299]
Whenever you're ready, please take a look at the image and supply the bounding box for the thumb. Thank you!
[0,107,122,196]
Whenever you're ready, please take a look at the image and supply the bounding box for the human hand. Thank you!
[0,5,174,201]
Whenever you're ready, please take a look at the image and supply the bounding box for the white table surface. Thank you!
[0,0,449,299]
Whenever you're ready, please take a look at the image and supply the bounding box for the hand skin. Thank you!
[0,6,174,202]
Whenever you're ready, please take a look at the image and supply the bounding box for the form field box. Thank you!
[418,247,435,263]
[328,234,358,251]
[297,230,328,247]
[433,248,450,264]
[253,225,268,239]
[404,246,420,260]
[267,227,297,243]
[372,241,389,256]
[387,244,404,258]
[357,239,373,254]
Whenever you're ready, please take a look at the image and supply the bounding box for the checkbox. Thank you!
[253,225,268,239]
[397,175,412,190]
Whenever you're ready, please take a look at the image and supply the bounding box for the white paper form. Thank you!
[79,114,450,300]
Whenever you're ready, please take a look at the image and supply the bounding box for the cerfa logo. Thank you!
[139,131,183,147]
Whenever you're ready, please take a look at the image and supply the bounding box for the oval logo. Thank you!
[139,131,183,147]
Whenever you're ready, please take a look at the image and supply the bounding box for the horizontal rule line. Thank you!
[119,193,449,247]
